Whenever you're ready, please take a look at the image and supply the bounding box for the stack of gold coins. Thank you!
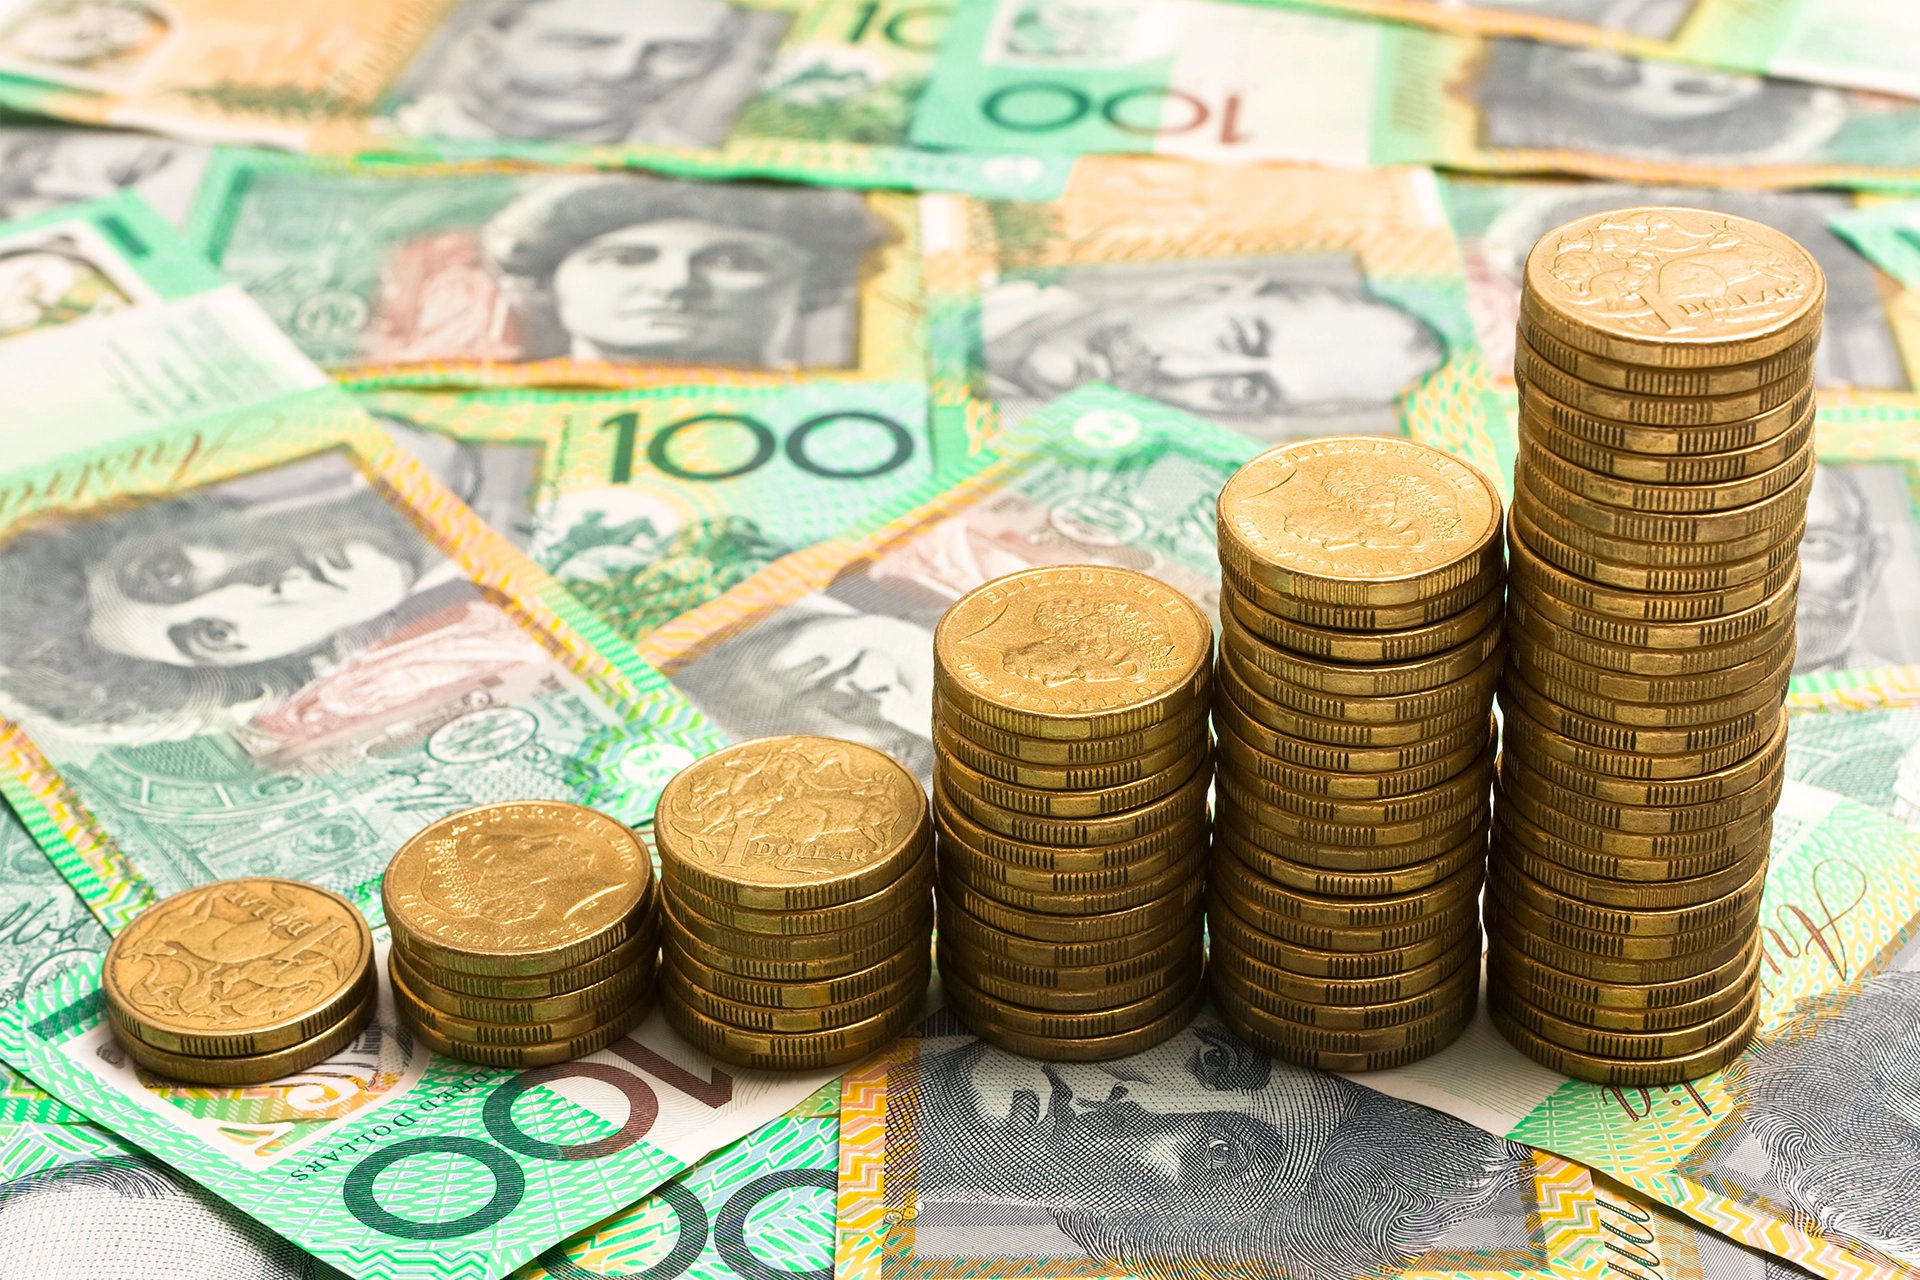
[657,736,933,1070]
[930,565,1212,1061]
[104,878,375,1084]
[384,801,659,1067]
[1492,206,1821,1085]
[1210,439,1505,1070]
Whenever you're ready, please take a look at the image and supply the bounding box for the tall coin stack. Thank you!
[1210,439,1505,1070]
[658,736,933,1070]
[385,801,660,1067]
[1492,206,1820,1085]
[105,878,376,1085]
[931,565,1212,1061]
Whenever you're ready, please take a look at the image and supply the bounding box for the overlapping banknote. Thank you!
[1830,198,1920,289]
[0,0,1070,199]
[912,0,1920,189]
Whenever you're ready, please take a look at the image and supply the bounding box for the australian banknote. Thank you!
[912,0,1920,190]
[1277,0,1920,99]
[1350,781,1920,1280]
[185,151,924,390]
[918,157,1511,481]
[0,118,214,226]
[1786,704,1920,829]
[1830,199,1920,290]
[837,1007,1813,1280]
[0,0,1068,199]
[359,381,949,647]
[0,802,99,1126]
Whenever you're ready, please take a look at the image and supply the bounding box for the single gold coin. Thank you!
[1497,753,1783,836]
[939,920,1197,993]
[1506,592,1793,678]
[1515,335,1811,426]
[1217,437,1503,606]
[666,881,923,961]
[1223,606,1505,698]
[1208,890,1479,980]
[104,878,373,1058]
[1488,853,1767,938]
[1216,652,1486,748]
[1510,518,1800,624]
[653,736,928,911]
[1211,971,1476,1064]
[938,866,1205,945]
[1485,883,1759,962]
[1521,207,1825,367]
[392,941,651,1024]
[384,801,651,977]
[1487,930,1760,1016]
[943,938,1203,1013]
[1484,900,1752,986]
[663,986,922,1070]
[665,846,931,936]
[1490,941,1760,1034]
[666,901,928,982]
[1521,399,1814,486]
[1504,705,1787,809]
[1217,713,1491,801]
[1224,582,1504,664]
[393,955,650,1046]
[1222,640,1500,727]
[933,758,1212,847]
[933,565,1212,740]
[1209,927,1480,1008]
[1212,855,1480,953]
[938,893,1201,970]
[943,959,1204,1039]
[1490,978,1758,1060]
[666,934,926,1009]
[961,981,1204,1061]
[1517,313,1820,397]
[1211,946,1478,1031]
[1498,695,1777,782]
[1498,673,1779,758]
[936,691,1210,765]
[664,954,926,1034]
[1510,498,1802,597]
[934,718,1200,791]
[1519,453,1812,546]
[939,834,1203,916]
[936,809,1203,893]
[1495,776,1774,866]
[116,986,375,1086]
[1216,819,1487,898]
[412,994,654,1069]
[933,787,1204,872]
[1216,839,1485,928]
[1221,559,1503,632]
[1488,995,1757,1086]
[1517,375,1813,462]
[936,742,1208,819]
[393,903,658,1000]
[1516,432,1812,517]
[1508,635,1791,730]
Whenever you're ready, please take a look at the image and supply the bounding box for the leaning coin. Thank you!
[1224,582,1503,664]
[395,904,659,1000]
[1519,453,1813,545]
[935,718,1199,791]
[113,987,374,1086]
[410,995,654,1069]
[1215,843,1483,930]
[1488,853,1767,938]
[664,956,927,1034]
[1518,374,1812,456]
[666,846,932,936]
[1504,709,1787,808]
[1212,975,1476,1068]
[939,835,1203,916]
[936,692,1210,765]
[938,868,1205,945]
[663,988,923,1070]
[933,786,1205,871]
[1516,432,1811,518]
[1490,979,1758,1061]
[1521,401,1813,486]
[1507,591,1794,678]
[1213,856,1479,953]
[957,980,1205,1062]
[1217,651,1486,747]
[1488,996,1757,1086]
[666,935,926,1010]
[1503,700,1784,788]
[393,957,648,1046]
[936,744,1209,819]
[1499,752,1783,836]
[1497,775,1774,861]
[1505,599,1794,704]
[1221,558,1502,631]
[1516,476,1805,569]
[392,942,650,1024]
[1487,931,1760,1017]
[939,923,1196,993]
[1511,499,1802,596]
[1213,732,1494,826]
[1208,927,1480,1008]
[1517,314,1820,398]
[1515,334,1811,426]
[1212,947,1478,1030]
[1507,638,1791,730]
[940,939,1203,1013]
[666,900,929,982]
[1208,891,1478,979]
[1216,820,1486,898]
[1507,570,1799,659]
[944,962,1203,1039]
[1221,640,1500,726]
[938,894,1201,970]
[1218,781,1488,866]
[1510,526,1799,627]
[667,887,920,961]
[936,811,1203,893]
[1218,715,1491,801]
[1490,942,1760,1034]
[1491,814,1764,888]
[1223,607,1505,698]
[1217,677,1488,772]
[654,736,928,910]
[934,759,1212,847]
[1498,674,1777,758]
[104,878,373,1058]
[1485,891,1758,968]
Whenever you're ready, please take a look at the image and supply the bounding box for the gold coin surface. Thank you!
[1518,376,1813,462]
[1485,888,1758,964]
[933,788,1203,872]
[116,986,375,1086]
[667,883,923,961]
[1521,396,1814,487]
[1504,706,1787,809]
[1495,778,1774,866]
[1217,821,1487,898]
[666,900,928,982]
[1491,813,1766,888]
[1213,975,1474,1071]
[1499,753,1782,836]
[1498,673,1779,758]
[935,718,1200,791]
[1218,669,1488,766]
[1521,207,1824,366]
[410,994,653,1069]
[944,941,1203,1013]
[938,867,1205,945]
[104,878,373,1058]
[1217,653,1486,748]
[393,902,658,1000]
[938,894,1200,970]
[392,956,651,1046]
[654,736,928,911]
[940,921,1197,993]
[943,959,1203,1039]
[1223,642,1499,727]
[1507,624,1791,719]
[1487,931,1760,1016]
[1506,592,1793,678]
[1218,714,1491,802]
[1216,841,1485,929]
[1491,978,1758,1059]
[1515,487,1803,574]
[667,935,926,1009]
[939,834,1203,917]
[936,808,1203,891]
[664,954,927,1034]
[1224,607,1505,698]
[665,845,931,936]
[1490,942,1760,1034]
[1517,433,1812,517]
[956,980,1204,1062]
[1489,996,1757,1085]
[1519,453,1812,545]
[1210,928,1480,1008]
[663,986,922,1070]
[1223,583,1503,664]
[1517,313,1819,397]
[934,759,1212,847]
[392,941,652,1024]
[934,566,1211,740]
[384,801,651,977]
[937,743,1208,819]
[1217,777,1488,864]
[1217,438,1502,605]
[1212,855,1480,952]
[1208,890,1478,979]
[1515,335,1811,426]
[1489,853,1767,938]
[1510,523,1800,626]
[1211,946,1478,1030]
[937,692,1209,765]
[1511,500,1803,597]
[1222,559,1502,632]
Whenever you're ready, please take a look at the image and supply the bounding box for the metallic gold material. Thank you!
[114,988,375,1085]
[662,987,924,1070]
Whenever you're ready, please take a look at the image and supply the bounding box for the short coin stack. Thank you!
[385,801,660,1067]
[931,565,1212,1061]
[1210,438,1504,1070]
[1491,206,1820,1084]
[657,736,933,1070]
[105,878,375,1084]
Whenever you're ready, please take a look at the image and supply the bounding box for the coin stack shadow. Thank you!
[657,737,934,1070]
[1490,206,1820,1085]
[931,565,1212,1061]
[105,879,376,1085]
[1209,439,1505,1070]
[386,802,661,1068]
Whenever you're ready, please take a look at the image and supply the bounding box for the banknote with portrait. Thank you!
[837,1008,1814,1280]
[358,382,946,647]
[918,158,1510,481]
[1344,780,1920,1280]
[186,151,923,391]
[912,0,1920,190]
[0,119,212,227]
[0,0,1069,199]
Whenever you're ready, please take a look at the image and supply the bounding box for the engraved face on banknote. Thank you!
[0,0,170,90]
[981,255,1446,441]
[0,1150,331,1278]
[1794,464,1920,675]
[0,236,128,336]
[1472,41,1848,165]
[910,1011,1533,1279]
[0,128,205,225]
[386,0,792,147]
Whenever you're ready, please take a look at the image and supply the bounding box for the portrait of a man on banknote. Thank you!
[0,454,456,742]
[389,0,790,147]
[1472,41,1848,165]
[981,255,1447,441]
[484,175,890,369]
[0,1155,327,1278]
[909,1013,1531,1280]
[0,129,192,224]
[1795,465,1920,675]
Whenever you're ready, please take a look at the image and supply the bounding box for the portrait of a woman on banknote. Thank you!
[0,454,459,742]
[484,175,891,370]
[388,0,790,147]
[909,1012,1532,1280]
